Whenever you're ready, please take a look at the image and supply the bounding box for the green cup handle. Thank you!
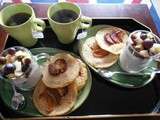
[33,18,46,32]
[80,16,92,29]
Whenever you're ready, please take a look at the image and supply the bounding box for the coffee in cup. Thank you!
[47,2,92,44]
[0,3,46,47]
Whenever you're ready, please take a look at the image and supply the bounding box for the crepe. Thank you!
[42,53,80,88]
[81,36,118,68]
[75,59,88,91]
[33,80,78,116]
[96,27,128,55]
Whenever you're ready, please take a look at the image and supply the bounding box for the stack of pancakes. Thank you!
[81,26,128,68]
[33,53,88,116]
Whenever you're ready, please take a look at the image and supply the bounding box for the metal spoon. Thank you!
[11,82,25,110]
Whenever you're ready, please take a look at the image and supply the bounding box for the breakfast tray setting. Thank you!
[1,17,160,119]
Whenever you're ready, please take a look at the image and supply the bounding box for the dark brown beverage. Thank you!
[5,12,31,26]
[51,9,78,23]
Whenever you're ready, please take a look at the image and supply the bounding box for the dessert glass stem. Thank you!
[11,81,25,110]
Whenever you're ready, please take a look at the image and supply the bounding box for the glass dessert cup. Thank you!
[0,46,48,91]
[119,30,160,73]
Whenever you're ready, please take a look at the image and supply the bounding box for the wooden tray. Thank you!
[1,18,160,119]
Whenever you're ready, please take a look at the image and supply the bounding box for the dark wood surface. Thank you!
[0,3,160,120]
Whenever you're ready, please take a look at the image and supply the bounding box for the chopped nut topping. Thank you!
[48,59,67,76]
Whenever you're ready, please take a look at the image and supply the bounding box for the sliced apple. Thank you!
[110,32,121,43]
[92,48,109,58]
[104,33,115,45]
[115,30,124,42]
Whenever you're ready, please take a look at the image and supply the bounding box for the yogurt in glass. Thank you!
[0,46,42,91]
[119,30,160,73]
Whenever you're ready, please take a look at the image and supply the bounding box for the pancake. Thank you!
[42,53,80,88]
[75,59,88,91]
[96,27,128,55]
[33,80,78,116]
[81,36,118,68]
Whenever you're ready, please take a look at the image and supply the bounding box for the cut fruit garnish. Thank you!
[90,41,109,58]
[81,36,118,68]
[96,27,128,55]
[92,49,109,58]
[104,33,114,45]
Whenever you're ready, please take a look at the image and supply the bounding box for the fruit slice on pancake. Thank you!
[75,59,88,91]
[81,36,118,68]
[33,80,77,116]
[42,53,80,88]
[96,27,128,55]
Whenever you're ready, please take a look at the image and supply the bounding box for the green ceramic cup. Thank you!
[0,3,46,47]
[47,2,92,44]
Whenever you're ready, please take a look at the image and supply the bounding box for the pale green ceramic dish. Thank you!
[0,47,92,116]
[79,25,157,88]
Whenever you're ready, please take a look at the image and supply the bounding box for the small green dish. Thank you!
[79,25,157,88]
[0,47,92,116]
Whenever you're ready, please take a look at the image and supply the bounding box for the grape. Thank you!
[22,64,29,72]
[131,34,137,40]
[143,38,154,50]
[23,58,31,65]
[0,56,6,65]
[24,67,32,78]
[3,63,16,75]
[140,33,147,40]
[8,48,16,55]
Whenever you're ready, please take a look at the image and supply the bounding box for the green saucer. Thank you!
[79,25,157,88]
[0,47,92,116]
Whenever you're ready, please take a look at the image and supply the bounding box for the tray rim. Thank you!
[0,17,152,53]
[1,18,160,119]
[5,113,160,120]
